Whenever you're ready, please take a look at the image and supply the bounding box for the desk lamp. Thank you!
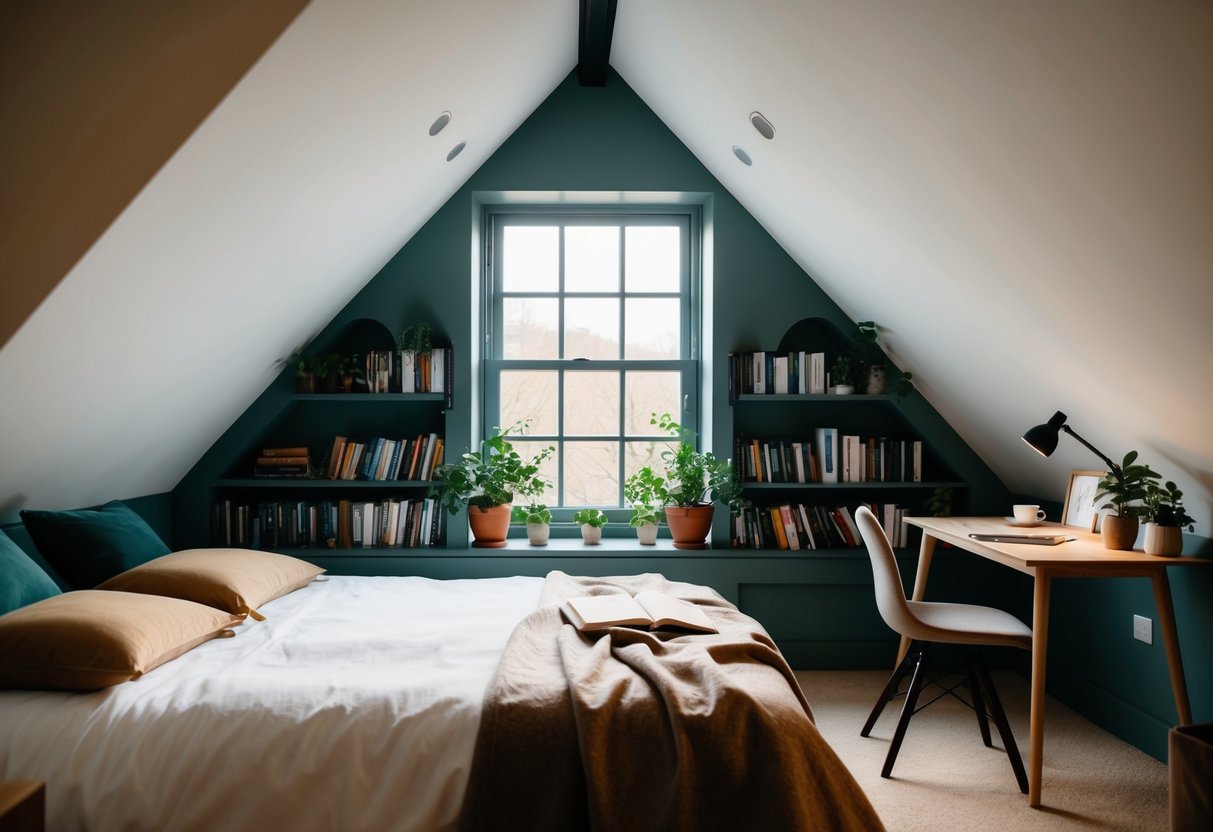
[1022,411,1119,474]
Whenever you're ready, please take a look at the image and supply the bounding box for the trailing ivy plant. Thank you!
[651,412,740,508]
[853,320,914,396]
[432,422,553,513]
[398,322,433,354]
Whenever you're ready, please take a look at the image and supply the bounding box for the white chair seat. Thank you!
[905,600,1032,650]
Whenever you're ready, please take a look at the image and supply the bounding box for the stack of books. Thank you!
[253,447,310,479]
[731,502,909,550]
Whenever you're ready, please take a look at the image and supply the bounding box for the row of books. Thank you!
[730,502,910,550]
[253,446,311,479]
[735,430,922,483]
[727,350,829,399]
[325,434,444,481]
[400,347,450,394]
[212,497,443,550]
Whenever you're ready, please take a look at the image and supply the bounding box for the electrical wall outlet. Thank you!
[1133,614,1153,645]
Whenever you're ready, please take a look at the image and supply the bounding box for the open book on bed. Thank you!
[560,592,718,634]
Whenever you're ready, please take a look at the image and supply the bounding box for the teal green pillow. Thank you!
[1,531,62,615]
[20,501,171,590]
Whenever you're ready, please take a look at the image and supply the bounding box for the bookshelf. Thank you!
[204,318,452,555]
[726,318,968,553]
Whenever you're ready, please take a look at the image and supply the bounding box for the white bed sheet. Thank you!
[0,574,544,832]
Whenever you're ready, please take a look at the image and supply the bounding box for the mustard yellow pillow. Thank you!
[97,549,324,620]
[0,590,240,691]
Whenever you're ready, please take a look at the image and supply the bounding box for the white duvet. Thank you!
[0,574,544,832]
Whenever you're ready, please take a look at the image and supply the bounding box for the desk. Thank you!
[901,516,1210,808]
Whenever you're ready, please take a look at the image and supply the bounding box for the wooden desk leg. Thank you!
[896,533,938,666]
[1029,569,1051,808]
[1152,569,1193,725]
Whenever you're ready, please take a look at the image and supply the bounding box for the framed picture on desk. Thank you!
[1063,469,1105,530]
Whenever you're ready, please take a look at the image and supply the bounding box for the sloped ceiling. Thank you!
[2,1,1210,537]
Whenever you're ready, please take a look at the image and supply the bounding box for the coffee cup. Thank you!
[1013,505,1046,526]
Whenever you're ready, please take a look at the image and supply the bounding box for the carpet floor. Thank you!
[796,670,1168,831]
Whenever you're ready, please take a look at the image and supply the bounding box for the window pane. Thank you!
[502,226,558,292]
[500,371,558,435]
[564,441,620,506]
[625,372,681,435]
[625,226,680,292]
[503,298,558,359]
[509,440,558,506]
[624,298,680,359]
[564,298,619,359]
[565,226,620,293]
[625,441,674,482]
[564,371,619,436]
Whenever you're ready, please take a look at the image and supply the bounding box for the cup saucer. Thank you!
[1004,516,1040,527]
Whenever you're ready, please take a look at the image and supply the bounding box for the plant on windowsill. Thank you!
[1093,450,1161,551]
[431,422,553,549]
[650,412,741,550]
[1141,479,1195,557]
[624,466,667,545]
[854,320,913,397]
[572,508,608,545]
[512,503,553,546]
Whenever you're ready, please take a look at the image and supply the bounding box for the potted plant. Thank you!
[1094,450,1161,550]
[572,508,608,545]
[311,353,345,394]
[624,466,667,545]
[286,352,316,393]
[512,503,553,546]
[431,423,553,548]
[341,355,366,393]
[650,412,740,549]
[1141,479,1195,557]
[398,322,432,393]
[829,355,856,395]
[854,320,913,396]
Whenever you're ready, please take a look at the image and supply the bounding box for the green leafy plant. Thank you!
[512,503,552,525]
[1143,480,1196,531]
[650,412,740,508]
[853,320,913,396]
[923,486,954,518]
[572,508,608,528]
[624,466,667,527]
[1094,451,1161,518]
[398,322,433,354]
[431,422,554,513]
[830,355,856,388]
[286,350,314,378]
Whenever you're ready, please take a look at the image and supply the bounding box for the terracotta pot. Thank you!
[1101,514,1139,551]
[525,520,550,546]
[580,525,603,545]
[321,372,341,394]
[1143,522,1183,557]
[665,505,714,550]
[635,522,659,546]
[295,374,316,394]
[468,503,511,548]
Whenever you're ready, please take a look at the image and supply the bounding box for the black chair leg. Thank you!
[975,657,1029,795]
[881,643,929,779]
[964,653,993,747]
[861,643,917,738]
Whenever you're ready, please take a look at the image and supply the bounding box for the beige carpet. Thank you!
[796,670,1168,832]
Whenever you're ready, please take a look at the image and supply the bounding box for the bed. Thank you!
[0,570,883,831]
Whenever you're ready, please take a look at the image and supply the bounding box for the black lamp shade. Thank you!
[1022,411,1067,457]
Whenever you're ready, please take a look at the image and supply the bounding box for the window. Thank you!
[483,208,699,522]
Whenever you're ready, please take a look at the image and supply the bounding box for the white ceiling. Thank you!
[2,0,1210,535]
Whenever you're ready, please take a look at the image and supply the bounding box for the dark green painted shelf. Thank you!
[213,479,437,489]
[740,480,966,490]
[733,394,896,404]
[289,393,444,403]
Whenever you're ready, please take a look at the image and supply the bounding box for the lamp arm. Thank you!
[1061,425,1121,475]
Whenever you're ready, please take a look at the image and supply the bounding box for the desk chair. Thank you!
[854,506,1032,793]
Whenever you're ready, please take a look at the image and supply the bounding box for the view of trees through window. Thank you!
[487,213,696,512]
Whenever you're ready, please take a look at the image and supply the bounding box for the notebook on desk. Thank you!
[969,533,1070,546]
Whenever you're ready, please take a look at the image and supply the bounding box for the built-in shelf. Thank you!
[289,393,445,404]
[734,393,896,404]
[213,479,437,489]
[741,481,967,491]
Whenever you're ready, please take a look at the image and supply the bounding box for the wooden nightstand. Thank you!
[0,781,44,832]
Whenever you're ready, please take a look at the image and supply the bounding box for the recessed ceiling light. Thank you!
[749,111,775,140]
[446,140,467,162]
[732,145,752,166]
[429,111,451,136]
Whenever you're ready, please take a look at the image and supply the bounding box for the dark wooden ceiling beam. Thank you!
[578,0,618,86]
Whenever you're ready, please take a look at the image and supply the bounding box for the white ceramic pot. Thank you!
[635,522,659,545]
[580,524,603,545]
[831,384,854,396]
[526,520,550,546]
[1143,522,1182,557]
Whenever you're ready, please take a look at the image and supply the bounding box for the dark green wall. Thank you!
[170,69,1213,762]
